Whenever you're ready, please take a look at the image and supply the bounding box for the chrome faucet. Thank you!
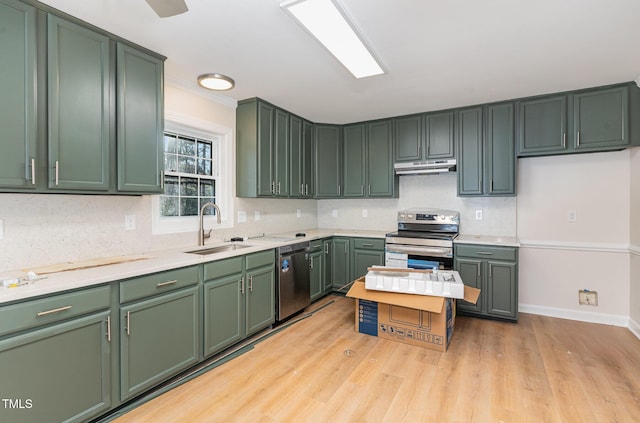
[199,202,222,246]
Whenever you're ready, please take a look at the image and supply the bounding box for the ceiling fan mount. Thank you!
[145,0,188,18]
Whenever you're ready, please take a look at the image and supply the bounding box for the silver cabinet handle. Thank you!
[562,132,566,148]
[126,311,131,335]
[324,243,329,254]
[156,279,178,287]
[577,131,581,147]
[300,183,304,195]
[338,185,341,196]
[55,160,59,185]
[249,275,253,292]
[489,264,493,278]
[344,242,348,254]
[305,184,309,196]
[277,182,281,194]
[106,315,111,342]
[161,171,164,189]
[361,243,374,247]
[271,181,275,194]
[476,251,493,255]
[31,158,36,184]
[240,277,245,295]
[368,185,371,196]
[310,256,314,269]
[37,305,72,317]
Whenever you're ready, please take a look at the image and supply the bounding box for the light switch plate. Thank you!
[567,210,577,222]
[255,210,261,221]
[332,209,338,218]
[296,209,301,218]
[238,211,247,223]
[125,215,136,231]
[362,209,368,218]
[475,210,483,220]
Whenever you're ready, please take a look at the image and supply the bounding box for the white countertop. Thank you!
[0,228,389,305]
[455,234,520,247]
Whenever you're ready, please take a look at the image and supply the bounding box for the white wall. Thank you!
[517,150,631,325]
[629,147,640,336]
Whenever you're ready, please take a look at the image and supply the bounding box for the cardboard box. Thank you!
[346,278,480,352]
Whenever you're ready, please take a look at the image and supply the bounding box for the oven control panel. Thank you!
[398,208,459,225]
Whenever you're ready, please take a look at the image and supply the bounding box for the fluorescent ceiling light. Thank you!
[281,0,384,79]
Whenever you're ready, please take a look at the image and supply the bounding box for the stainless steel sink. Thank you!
[185,243,252,255]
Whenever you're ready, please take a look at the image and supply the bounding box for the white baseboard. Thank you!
[629,318,640,340]
[519,303,629,328]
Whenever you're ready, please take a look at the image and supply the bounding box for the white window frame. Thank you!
[152,111,234,235]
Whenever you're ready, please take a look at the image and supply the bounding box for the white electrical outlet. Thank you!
[567,210,577,222]
[578,289,598,306]
[475,210,483,220]
[238,211,247,223]
[255,210,261,221]
[362,209,368,218]
[296,209,301,218]
[332,209,338,218]
[125,215,136,231]
[0,219,4,240]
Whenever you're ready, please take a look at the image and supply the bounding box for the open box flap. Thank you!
[347,280,445,313]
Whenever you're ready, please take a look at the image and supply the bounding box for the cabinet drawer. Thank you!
[204,256,244,281]
[246,249,275,270]
[353,237,384,250]
[455,244,517,261]
[120,266,199,303]
[0,285,111,337]
[308,239,325,253]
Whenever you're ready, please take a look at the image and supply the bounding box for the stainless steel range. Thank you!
[385,208,460,270]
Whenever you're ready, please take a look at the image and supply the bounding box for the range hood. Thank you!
[394,159,457,175]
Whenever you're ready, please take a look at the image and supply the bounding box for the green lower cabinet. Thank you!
[351,238,385,280]
[0,311,111,423]
[120,286,199,401]
[322,239,333,294]
[309,241,326,301]
[331,238,351,291]
[454,244,518,321]
[202,250,275,358]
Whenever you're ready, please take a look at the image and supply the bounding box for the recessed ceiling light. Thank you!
[281,0,385,79]
[197,73,235,91]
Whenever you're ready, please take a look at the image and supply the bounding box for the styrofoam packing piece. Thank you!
[365,269,465,299]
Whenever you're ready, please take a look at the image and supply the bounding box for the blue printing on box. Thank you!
[357,299,378,336]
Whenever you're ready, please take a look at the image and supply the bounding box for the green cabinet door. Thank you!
[274,108,289,196]
[454,257,483,314]
[302,120,314,197]
[457,107,483,196]
[367,120,395,197]
[331,238,350,291]
[203,273,243,357]
[343,123,366,197]
[47,15,110,191]
[486,261,518,320]
[116,43,164,193]
[517,95,567,156]
[309,248,325,301]
[245,264,275,336]
[485,103,515,195]
[120,287,199,401]
[0,0,37,189]
[0,311,111,423]
[394,114,422,162]
[425,111,455,159]
[322,239,333,293]
[289,115,303,198]
[314,124,342,198]
[573,86,628,151]
[352,249,384,280]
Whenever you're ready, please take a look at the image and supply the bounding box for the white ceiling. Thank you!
[40,0,640,124]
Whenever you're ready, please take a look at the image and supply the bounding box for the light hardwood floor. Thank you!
[113,295,640,423]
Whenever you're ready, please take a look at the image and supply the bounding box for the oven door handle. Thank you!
[385,244,452,257]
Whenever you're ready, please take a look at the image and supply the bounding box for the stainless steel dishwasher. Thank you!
[276,241,310,321]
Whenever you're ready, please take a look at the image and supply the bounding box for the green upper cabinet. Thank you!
[236,98,291,197]
[47,15,111,191]
[302,120,314,197]
[342,120,396,198]
[314,123,342,198]
[517,85,631,156]
[0,0,37,189]
[116,43,164,193]
[367,119,396,197]
[394,111,454,162]
[343,123,366,197]
[289,115,303,198]
[458,103,515,197]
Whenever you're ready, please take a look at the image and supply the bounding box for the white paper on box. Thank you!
[364,268,465,299]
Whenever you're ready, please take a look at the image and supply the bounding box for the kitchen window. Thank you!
[152,114,233,235]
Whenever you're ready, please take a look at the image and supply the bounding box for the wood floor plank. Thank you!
[112,295,640,423]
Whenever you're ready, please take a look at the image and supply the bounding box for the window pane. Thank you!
[197,159,212,176]
[164,134,177,153]
[178,137,196,155]
[180,198,199,216]
[200,179,215,197]
[200,198,216,215]
[180,177,198,197]
[160,196,179,216]
[178,156,196,174]
[164,153,177,172]
[197,141,212,159]
[164,175,179,196]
